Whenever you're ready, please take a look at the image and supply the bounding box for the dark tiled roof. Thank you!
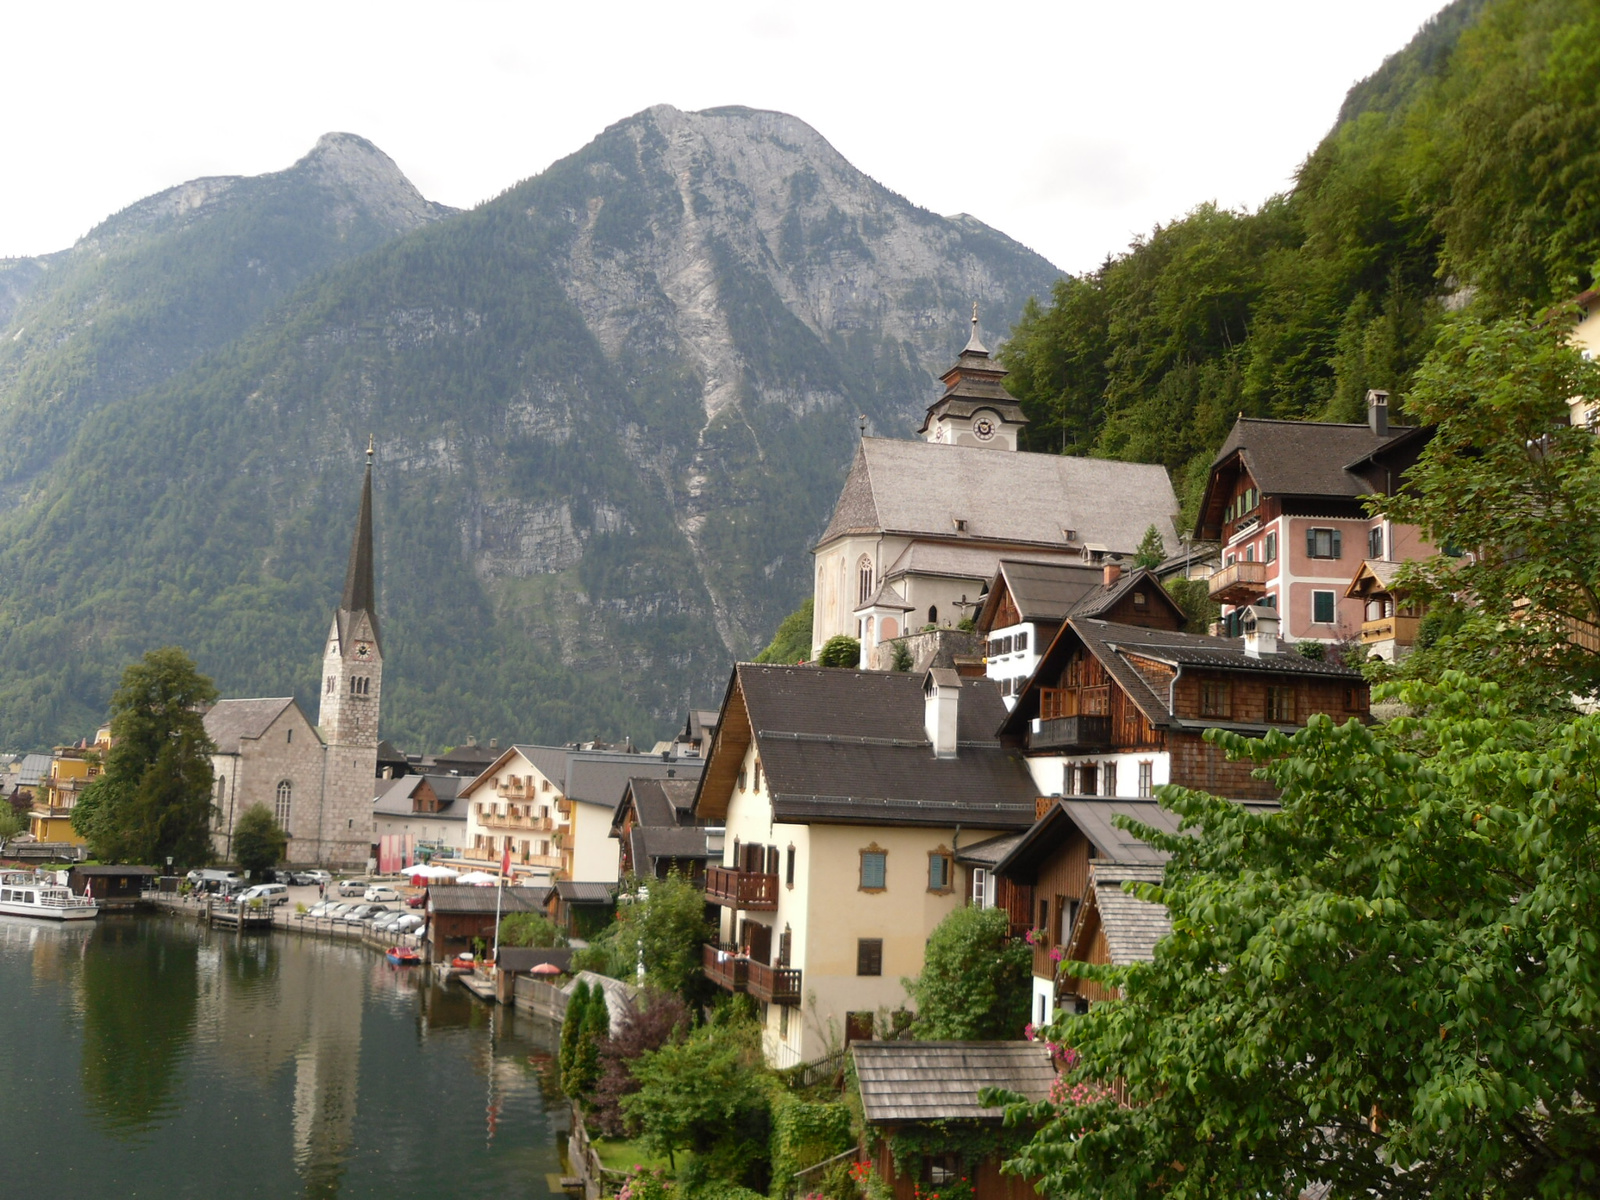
[817,438,1178,556]
[73,865,157,876]
[428,885,551,914]
[568,756,702,810]
[204,698,300,754]
[630,825,713,866]
[953,830,1024,866]
[372,775,465,820]
[853,1041,1055,1123]
[737,666,1038,830]
[555,881,617,904]
[1209,417,1418,498]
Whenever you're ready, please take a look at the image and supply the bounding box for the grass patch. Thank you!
[593,1137,673,1175]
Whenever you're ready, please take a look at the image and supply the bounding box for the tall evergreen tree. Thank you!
[72,647,218,866]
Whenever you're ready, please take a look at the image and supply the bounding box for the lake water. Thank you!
[0,912,568,1198]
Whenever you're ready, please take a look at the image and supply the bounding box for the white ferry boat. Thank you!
[0,871,99,920]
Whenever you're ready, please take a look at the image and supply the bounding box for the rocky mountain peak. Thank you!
[293,132,454,232]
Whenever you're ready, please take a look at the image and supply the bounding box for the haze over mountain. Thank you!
[0,106,1061,751]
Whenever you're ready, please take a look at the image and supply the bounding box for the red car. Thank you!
[407,892,427,908]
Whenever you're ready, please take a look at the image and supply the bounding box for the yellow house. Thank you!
[693,664,1038,1068]
[29,727,111,845]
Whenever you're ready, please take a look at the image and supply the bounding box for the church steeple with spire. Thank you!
[918,304,1028,449]
[319,440,382,753]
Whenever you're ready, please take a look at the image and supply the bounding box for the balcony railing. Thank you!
[1030,715,1111,753]
[747,959,802,1005]
[1208,561,1269,605]
[1360,614,1423,646]
[705,865,778,910]
[703,943,748,993]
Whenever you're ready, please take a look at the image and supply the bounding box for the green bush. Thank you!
[816,636,860,669]
[903,905,1031,1040]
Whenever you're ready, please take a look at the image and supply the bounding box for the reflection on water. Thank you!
[78,920,199,1135]
[0,914,567,1198]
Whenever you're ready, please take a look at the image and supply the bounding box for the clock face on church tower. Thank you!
[354,641,372,660]
[972,415,997,442]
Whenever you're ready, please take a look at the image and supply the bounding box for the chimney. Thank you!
[490,737,499,750]
[1242,605,1281,658]
[467,735,477,748]
[1367,389,1389,438]
[923,668,962,758]
[1103,560,1122,588]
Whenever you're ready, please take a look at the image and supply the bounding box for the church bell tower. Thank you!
[918,305,1028,450]
[317,439,382,865]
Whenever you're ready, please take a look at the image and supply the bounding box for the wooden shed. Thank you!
[1058,862,1170,1005]
[68,865,157,906]
[851,1041,1054,1200]
[426,884,552,959]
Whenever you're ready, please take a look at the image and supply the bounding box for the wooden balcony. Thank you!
[703,943,748,993]
[747,959,802,1005]
[705,865,778,911]
[1360,614,1422,646]
[1030,715,1111,753]
[1208,560,1269,605]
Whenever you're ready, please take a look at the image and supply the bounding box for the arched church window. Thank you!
[858,557,874,605]
[275,781,292,830]
[928,605,938,624]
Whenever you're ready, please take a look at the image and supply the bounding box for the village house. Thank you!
[27,727,110,845]
[611,775,718,881]
[691,663,1039,1067]
[993,609,1364,1023]
[812,314,1179,666]
[1194,394,1435,651]
[204,450,386,868]
[852,1040,1053,1200]
[372,773,468,871]
[458,745,569,881]
[974,559,1186,708]
[998,609,1368,808]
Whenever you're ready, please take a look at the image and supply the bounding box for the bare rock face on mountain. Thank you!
[0,108,1060,751]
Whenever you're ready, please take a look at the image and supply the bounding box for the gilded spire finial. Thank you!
[972,301,979,328]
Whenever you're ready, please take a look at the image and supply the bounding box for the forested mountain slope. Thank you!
[0,106,1059,751]
[1002,0,1600,518]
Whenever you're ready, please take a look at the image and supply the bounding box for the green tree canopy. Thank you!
[71,647,218,866]
[755,598,814,664]
[990,673,1600,1199]
[1379,311,1600,709]
[498,911,566,948]
[578,872,714,1000]
[230,804,286,877]
[903,904,1031,1041]
[1132,524,1166,569]
[621,1014,772,1181]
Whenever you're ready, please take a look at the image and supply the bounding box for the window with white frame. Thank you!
[1102,762,1117,797]
[1138,760,1154,798]
[1306,528,1343,559]
[1313,590,1337,624]
[275,780,292,830]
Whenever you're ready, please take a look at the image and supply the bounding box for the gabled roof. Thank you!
[16,753,51,786]
[817,438,1178,557]
[372,774,465,820]
[554,881,617,904]
[853,1041,1055,1124]
[613,777,704,833]
[694,664,1039,830]
[204,698,306,755]
[976,561,1185,636]
[953,829,1025,867]
[1195,416,1425,540]
[628,825,714,868]
[1064,862,1170,967]
[1346,558,1407,599]
[567,755,702,810]
[999,618,1363,739]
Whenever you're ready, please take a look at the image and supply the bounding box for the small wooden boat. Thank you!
[448,952,477,972]
[386,946,421,965]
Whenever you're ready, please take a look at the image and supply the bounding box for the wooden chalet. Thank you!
[426,884,552,959]
[852,1041,1053,1200]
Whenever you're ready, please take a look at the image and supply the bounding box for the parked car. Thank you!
[370,911,405,931]
[363,885,401,903]
[320,902,356,920]
[337,879,367,897]
[300,869,333,886]
[407,892,428,909]
[392,913,424,934]
[238,883,289,907]
[305,901,338,919]
[340,903,386,924]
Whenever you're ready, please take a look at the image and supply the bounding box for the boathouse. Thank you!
[68,864,157,906]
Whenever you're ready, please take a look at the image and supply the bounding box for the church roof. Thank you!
[816,439,1179,555]
[337,459,380,651]
[204,698,307,754]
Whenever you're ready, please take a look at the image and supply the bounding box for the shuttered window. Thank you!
[859,850,887,891]
[1306,528,1342,559]
[856,938,883,976]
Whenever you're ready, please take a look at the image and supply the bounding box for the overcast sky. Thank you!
[5,0,1448,274]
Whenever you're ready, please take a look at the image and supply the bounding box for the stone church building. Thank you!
[811,311,1180,663]
[205,453,384,868]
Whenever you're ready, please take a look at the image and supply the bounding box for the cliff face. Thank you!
[0,108,1060,751]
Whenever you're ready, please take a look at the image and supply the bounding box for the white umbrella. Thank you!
[455,871,499,886]
[404,864,458,881]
